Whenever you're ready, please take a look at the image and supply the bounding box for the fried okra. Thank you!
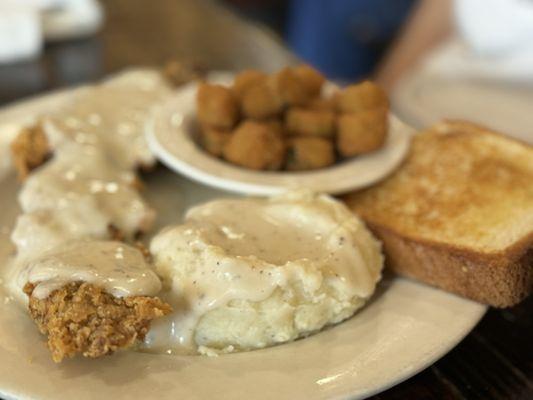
[196,83,239,129]
[306,96,337,112]
[198,127,231,157]
[285,108,336,138]
[337,81,388,114]
[271,67,309,107]
[286,137,335,171]
[196,65,390,171]
[337,108,388,157]
[262,119,284,136]
[232,69,268,100]
[240,78,283,119]
[223,121,285,170]
[293,65,325,97]
[10,124,50,180]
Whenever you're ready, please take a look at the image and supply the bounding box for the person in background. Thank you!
[286,0,415,82]
[378,0,533,143]
[375,0,452,91]
[225,0,416,82]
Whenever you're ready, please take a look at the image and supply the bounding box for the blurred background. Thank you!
[0,0,532,142]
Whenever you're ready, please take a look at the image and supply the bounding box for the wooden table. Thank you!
[0,1,531,398]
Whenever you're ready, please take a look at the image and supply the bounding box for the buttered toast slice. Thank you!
[345,121,533,307]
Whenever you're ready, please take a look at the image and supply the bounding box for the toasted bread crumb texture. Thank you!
[24,282,172,362]
[347,121,533,253]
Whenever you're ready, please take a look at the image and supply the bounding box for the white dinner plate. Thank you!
[0,85,486,400]
[146,73,413,196]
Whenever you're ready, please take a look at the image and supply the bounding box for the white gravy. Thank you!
[11,209,108,261]
[20,240,162,299]
[7,69,169,302]
[42,73,171,170]
[18,143,155,239]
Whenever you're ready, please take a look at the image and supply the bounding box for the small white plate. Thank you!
[147,73,413,196]
[0,78,487,400]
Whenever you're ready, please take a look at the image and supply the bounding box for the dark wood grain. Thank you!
[0,1,531,399]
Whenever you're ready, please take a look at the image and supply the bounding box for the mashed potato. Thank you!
[147,191,383,355]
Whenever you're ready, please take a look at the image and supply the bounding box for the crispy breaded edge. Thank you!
[10,124,51,181]
[162,60,205,87]
[24,282,172,362]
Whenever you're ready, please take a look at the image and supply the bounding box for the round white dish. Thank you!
[0,87,486,400]
[146,73,413,196]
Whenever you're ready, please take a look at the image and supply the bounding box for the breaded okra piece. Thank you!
[223,121,285,170]
[336,81,388,114]
[293,65,326,97]
[337,108,388,157]
[306,96,337,112]
[196,83,239,129]
[286,137,335,171]
[199,126,232,157]
[285,108,336,138]
[240,78,283,119]
[232,69,268,100]
[271,67,309,107]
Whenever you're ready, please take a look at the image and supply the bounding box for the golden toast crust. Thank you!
[345,120,533,307]
[367,222,532,307]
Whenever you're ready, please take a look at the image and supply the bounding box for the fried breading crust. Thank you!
[10,124,50,180]
[286,137,335,171]
[223,121,285,170]
[24,282,171,362]
[196,83,239,129]
[162,60,205,87]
